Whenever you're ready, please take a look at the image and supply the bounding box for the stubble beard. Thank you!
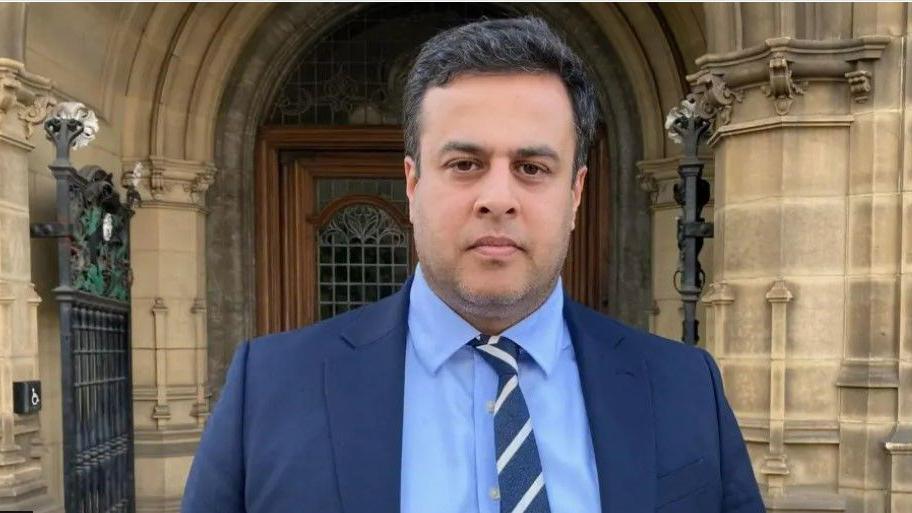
[419,231,570,334]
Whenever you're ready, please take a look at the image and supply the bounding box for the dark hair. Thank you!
[403,16,599,176]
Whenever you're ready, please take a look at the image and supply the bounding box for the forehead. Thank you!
[419,72,576,154]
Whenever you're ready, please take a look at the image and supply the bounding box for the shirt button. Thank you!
[486,400,495,413]
[489,486,500,501]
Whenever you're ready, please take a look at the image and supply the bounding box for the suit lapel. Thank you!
[324,279,412,513]
[565,301,656,513]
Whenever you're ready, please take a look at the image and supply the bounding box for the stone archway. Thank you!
[102,3,702,510]
[207,2,699,394]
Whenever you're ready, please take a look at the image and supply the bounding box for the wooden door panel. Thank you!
[258,141,412,334]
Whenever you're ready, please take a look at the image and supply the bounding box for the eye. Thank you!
[517,162,549,177]
[448,159,480,173]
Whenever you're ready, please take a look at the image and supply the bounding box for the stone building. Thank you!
[0,2,909,512]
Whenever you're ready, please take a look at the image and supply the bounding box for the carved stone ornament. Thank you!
[120,161,144,208]
[0,59,53,136]
[761,54,808,115]
[0,74,21,113]
[636,169,659,195]
[667,72,743,146]
[130,156,218,207]
[17,95,57,138]
[692,72,743,127]
[184,167,216,199]
[149,165,167,196]
[845,69,872,103]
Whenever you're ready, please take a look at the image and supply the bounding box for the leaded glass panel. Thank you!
[316,177,408,215]
[267,3,513,125]
[317,204,410,320]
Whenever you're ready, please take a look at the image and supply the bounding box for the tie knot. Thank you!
[469,334,520,376]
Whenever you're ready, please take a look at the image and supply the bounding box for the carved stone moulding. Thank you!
[124,156,218,209]
[835,359,899,389]
[690,35,891,118]
[0,58,54,140]
[739,417,841,445]
[886,424,912,456]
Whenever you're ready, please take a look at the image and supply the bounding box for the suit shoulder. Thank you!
[244,290,406,361]
[569,302,712,378]
[614,318,705,358]
[243,304,365,364]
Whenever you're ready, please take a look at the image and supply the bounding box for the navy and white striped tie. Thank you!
[470,334,551,513]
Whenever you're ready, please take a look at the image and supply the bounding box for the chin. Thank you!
[456,276,527,306]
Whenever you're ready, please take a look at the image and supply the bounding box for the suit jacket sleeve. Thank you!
[700,348,766,513]
[181,341,250,513]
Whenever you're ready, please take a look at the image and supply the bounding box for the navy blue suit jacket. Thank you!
[182,279,765,513]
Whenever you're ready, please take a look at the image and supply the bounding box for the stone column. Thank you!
[698,3,903,512]
[761,279,793,497]
[887,3,912,511]
[128,156,214,513]
[0,4,58,511]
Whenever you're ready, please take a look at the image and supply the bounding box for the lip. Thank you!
[469,236,522,258]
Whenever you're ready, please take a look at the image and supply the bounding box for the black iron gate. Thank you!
[31,103,140,513]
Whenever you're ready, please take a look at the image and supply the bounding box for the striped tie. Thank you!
[470,334,551,513]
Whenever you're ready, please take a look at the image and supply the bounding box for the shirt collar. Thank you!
[407,263,566,377]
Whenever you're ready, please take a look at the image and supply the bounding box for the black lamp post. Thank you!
[666,97,714,346]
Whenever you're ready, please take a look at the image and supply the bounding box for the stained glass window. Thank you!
[317,204,410,319]
[316,177,408,215]
[267,3,513,125]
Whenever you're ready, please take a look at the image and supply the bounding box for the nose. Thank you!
[474,159,519,218]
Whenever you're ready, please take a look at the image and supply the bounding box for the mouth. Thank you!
[468,236,522,259]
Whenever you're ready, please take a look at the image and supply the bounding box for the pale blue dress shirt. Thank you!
[401,265,601,513]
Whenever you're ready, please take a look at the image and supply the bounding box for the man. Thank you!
[182,16,764,513]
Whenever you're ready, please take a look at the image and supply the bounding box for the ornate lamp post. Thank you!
[665,74,740,345]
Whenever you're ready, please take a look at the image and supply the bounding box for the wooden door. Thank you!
[256,127,411,334]
[255,126,610,335]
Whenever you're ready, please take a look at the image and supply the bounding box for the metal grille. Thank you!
[59,167,136,513]
[72,300,133,513]
[317,204,410,319]
[267,3,514,125]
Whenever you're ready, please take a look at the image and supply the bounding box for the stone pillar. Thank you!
[701,281,734,358]
[697,3,904,512]
[128,156,214,513]
[887,3,912,512]
[0,4,58,511]
[761,279,793,497]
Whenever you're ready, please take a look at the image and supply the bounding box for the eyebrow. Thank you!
[438,141,486,158]
[437,141,560,162]
[515,145,560,162]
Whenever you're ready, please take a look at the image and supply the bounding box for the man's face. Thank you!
[404,72,586,316]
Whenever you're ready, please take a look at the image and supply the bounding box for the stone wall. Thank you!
[695,4,911,512]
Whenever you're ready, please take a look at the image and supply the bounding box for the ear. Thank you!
[404,155,419,223]
[570,166,588,231]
